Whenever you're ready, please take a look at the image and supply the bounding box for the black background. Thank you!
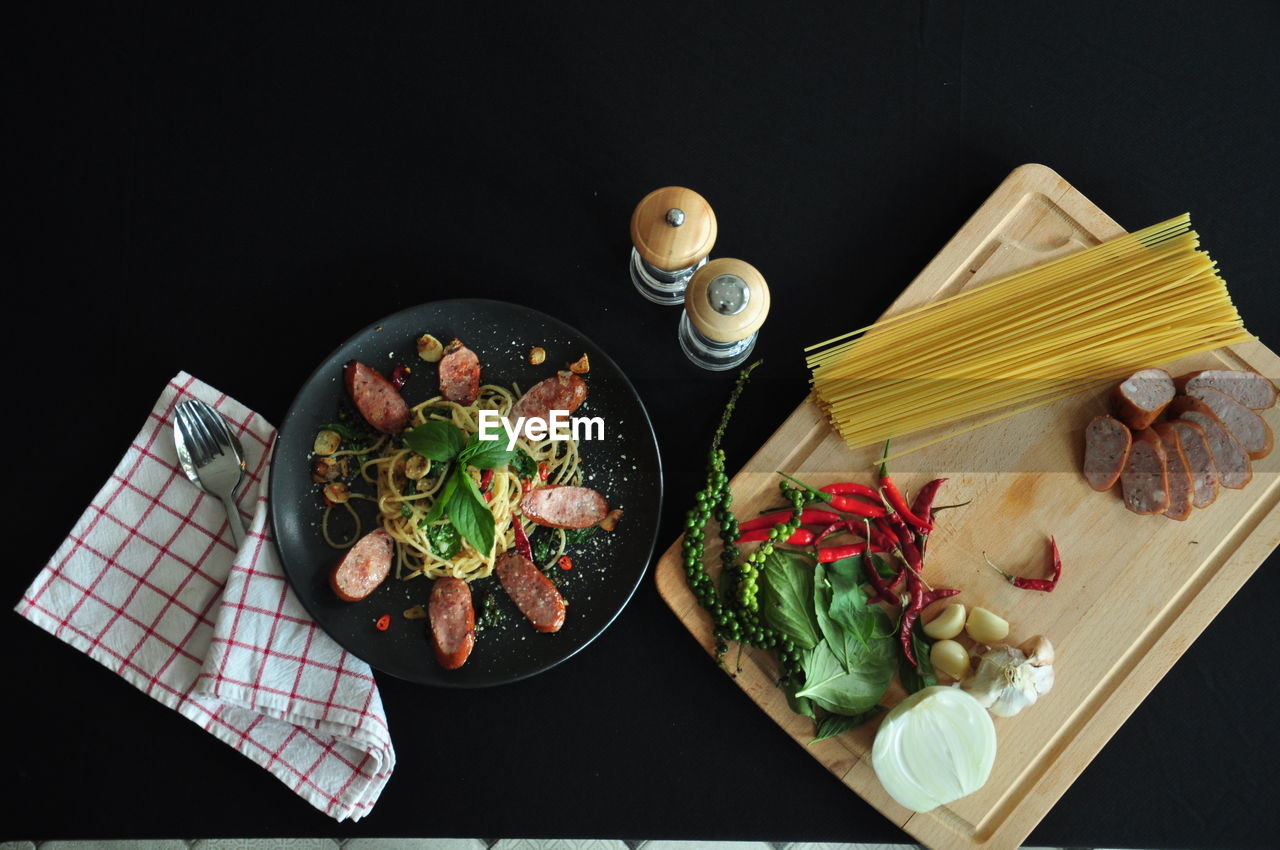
[8,2,1280,846]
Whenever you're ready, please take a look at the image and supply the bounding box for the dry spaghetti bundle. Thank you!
[806,214,1251,454]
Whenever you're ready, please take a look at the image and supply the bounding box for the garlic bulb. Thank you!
[960,635,1055,718]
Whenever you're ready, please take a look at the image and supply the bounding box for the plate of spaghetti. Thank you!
[270,299,663,686]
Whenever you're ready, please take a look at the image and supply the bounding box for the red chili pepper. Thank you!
[899,575,925,667]
[538,462,549,482]
[375,614,391,631]
[816,541,891,562]
[862,548,903,606]
[558,555,573,570]
[985,536,1063,591]
[779,472,887,517]
[813,519,857,544]
[877,444,934,532]
[889,515,927,584]
[820,481,881,500]
[512,517,533,561]
[740,508,841,532]
[919,587,960,609]
[738,527,816,545]
[389,365,410,391]
[479,469,494,491]
[909,478,948,527]
[521,478,533,494]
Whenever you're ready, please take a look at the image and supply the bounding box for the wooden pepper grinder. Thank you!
[679,258,770,370]
[629,186,718,305]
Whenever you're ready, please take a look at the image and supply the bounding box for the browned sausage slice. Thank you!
[1152,423,1194,521]
[428,577,475,670]
[1179,369,1277,410]
[1170,397,1252,489]
[495,550,566,633]
[330,529,394,601]
[1172,421,1219,508]
[511,372,588,439]
[438,339,481,404]
[521,485,609,529]
[1111,369,1175,430]
[1082,415,1132,491]
[344,361,410,433]
[1186,385,1273,459]
[1119,428,1170,515]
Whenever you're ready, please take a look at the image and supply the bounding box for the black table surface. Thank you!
[8,3,1279,846]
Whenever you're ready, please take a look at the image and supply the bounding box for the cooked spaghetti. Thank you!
[323,383,581,582]
[806,214,1252,455]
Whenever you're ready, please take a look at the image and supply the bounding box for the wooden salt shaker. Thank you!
[679,258,769,370]
[629,186,717,305]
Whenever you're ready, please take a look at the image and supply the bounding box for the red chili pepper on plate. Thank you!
[738,527,815,545]
[558,555,573,570]
[740,507,841,532]
[375,614,391,631]
[389,365,410,391]
[512,517,533,561]
[479,468,494,491]
[985,536,1063,592]
[538,461,549,482]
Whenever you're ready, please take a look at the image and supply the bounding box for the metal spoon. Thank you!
[173,398,248,548]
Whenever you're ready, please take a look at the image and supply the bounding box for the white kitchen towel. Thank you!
[15,372,394,821]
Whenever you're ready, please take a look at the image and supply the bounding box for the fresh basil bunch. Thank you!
[402,420,517,556]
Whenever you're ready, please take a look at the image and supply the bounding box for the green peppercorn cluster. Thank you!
[680,363,803,677]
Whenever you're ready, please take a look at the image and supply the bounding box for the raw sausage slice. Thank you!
[1172,421,1219,508]
[1119,428,1170,515]
[511,372,588,439]
[1179,369,1277,410]
[1186,385,1273,459]
[495,550,566,633]
[330,529,394,602]
[1152,423,1194,521]
[1170,397,1252,489]
[1111,369,1175,430]
[429,577,475,670]
[438,339,481,404]
[521,485,608,529]
[344,361,410,434]
[1082,415,1132,491]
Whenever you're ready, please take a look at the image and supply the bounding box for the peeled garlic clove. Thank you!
[923,603,966,640]
[965,607,1010,643]
[930,639,971,680]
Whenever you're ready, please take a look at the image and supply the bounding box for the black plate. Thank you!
[270,299,663,686]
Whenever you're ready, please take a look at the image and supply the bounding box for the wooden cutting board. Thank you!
[653,163,1280,850]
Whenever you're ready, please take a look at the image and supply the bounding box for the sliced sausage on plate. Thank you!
[495,549,566,633]
[344,361,410,433]
[522,485,609,529]
[1171,421,1219,508]
[1112,368,1175,430]
[438,338,481,405]
[330,528,395,601]
[511,371,588,438]
[1185,385,1273,459]
[428,577,475,670]
[1082,415,1132,491]
[1170,397,1252,490]
[1178,369,1277,410]
[1119,428,1170,515]
[1152,423,1194,521]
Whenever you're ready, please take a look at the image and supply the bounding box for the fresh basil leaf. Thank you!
[403,420,465,462]
[562,526,598,546]
[814,564,863,673]
[899,623,937,694]
[795,639,894,716]
[510,449,538,479]
[460,433,517,470]
[424,522,461,559]
[762,548,820,651]
[809,705,886,744]
[784,682,816,720]
[826,556,894,647]
[420,467,458,525]
[447,467,495,556]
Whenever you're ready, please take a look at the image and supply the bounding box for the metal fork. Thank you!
[173,398,248,548]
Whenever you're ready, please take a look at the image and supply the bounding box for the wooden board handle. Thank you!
[630,186,717,270]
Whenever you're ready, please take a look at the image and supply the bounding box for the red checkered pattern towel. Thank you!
[15,372,395,821]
